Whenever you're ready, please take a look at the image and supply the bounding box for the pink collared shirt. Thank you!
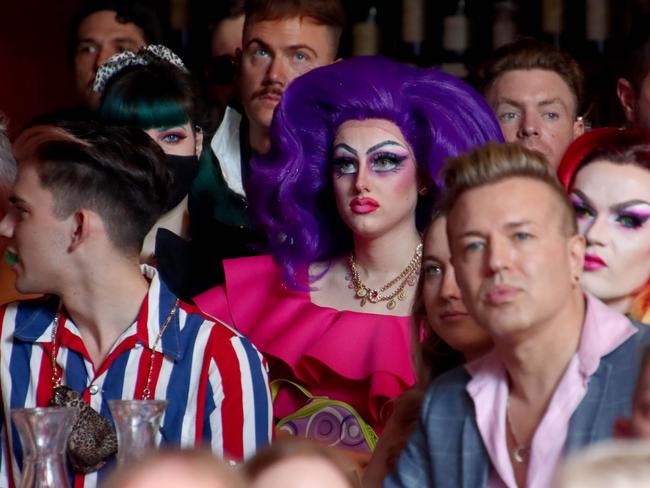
[465,293,637,488]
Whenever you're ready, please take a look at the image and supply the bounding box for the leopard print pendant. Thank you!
[50,386,118,473]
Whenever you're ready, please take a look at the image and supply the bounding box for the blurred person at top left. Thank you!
[69,0,162,110]
[0,114,20,304]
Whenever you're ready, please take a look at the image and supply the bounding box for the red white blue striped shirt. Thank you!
[0,266,272,488]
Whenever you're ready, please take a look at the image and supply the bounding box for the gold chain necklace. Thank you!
[50,299,180,400]
[346,244,422,310]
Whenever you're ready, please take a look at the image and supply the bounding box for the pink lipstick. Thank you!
[584,253,606,271]
[350,197,380,215]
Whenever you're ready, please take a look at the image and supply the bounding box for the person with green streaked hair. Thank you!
[95,44,206,300]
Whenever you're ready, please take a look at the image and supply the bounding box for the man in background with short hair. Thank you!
[478,39,586,169]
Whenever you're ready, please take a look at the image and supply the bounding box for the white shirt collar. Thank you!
[210,106,246,198]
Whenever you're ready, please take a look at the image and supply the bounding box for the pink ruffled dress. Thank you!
[194,255,416,432]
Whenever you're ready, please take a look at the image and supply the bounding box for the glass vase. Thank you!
[11,406,76,488]
[107,399,167,467]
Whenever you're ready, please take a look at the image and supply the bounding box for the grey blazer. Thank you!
[385,321,650,488]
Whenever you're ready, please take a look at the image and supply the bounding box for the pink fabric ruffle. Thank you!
[194,255,416,431]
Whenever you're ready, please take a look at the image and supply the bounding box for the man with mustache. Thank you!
[386,143,650,488]
[190,0,344,288]
[478,39,586,169]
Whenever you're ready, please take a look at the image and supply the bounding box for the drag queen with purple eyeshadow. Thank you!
[557,128,650,322]
[195,56,502,434]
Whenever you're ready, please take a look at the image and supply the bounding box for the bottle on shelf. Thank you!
[586,0,609,54]
[353,5,381,56]
[440,0,470,79]
[581,0,613,127]
[541,0,564,47]
[169,0,191,53]
[401,0,426,65]
[492,1,519,49]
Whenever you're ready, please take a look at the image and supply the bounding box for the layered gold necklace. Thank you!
[346,243,422,310]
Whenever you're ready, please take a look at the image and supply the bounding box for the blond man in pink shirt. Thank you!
[386,143,650,488]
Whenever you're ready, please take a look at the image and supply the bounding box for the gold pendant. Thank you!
[387,299,396,310]
[398,289,407,301]
[356,288,367,298]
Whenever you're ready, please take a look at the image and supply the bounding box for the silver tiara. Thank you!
[92,44,188,94]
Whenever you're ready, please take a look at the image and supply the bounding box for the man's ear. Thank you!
[617,78,637,125]
[68,209,92,252]
[572,116,585,139]
[567,233,586,288]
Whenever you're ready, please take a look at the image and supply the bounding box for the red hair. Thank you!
[556,128,650,190]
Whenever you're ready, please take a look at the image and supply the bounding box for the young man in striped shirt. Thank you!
[0,120,272,488]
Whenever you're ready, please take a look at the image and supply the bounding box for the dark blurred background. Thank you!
[1,0,649,139]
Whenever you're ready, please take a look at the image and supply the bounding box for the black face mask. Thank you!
[164,154,200,212]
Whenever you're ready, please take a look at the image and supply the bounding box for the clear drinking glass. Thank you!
[107,399,167,467]
[11,406,76,488]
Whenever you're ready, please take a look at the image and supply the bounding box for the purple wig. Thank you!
[247,56,504,287]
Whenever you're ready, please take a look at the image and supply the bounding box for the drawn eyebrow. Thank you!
[571,189,594,208]
[366,140,406,154]
[612,200,650,212]
[332,143,357,156]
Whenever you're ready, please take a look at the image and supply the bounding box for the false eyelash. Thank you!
[571,202,594,219]
[616,212,650,229]
[331,157,357,176]
[371,152,408,172]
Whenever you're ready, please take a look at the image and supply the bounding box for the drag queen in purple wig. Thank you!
[195,57,503,438]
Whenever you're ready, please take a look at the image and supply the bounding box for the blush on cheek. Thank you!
[387,161,418,194]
